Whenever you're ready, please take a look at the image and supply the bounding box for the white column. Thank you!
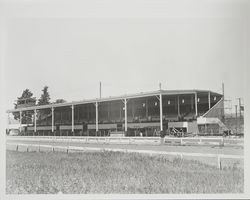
[71,105,74,133]
[51,107,54,132]
[124,99,127,132]
[195,93,198,116]
[208,92,211,109]
[34,109,37,133]
[95,102,98,132]
[19,111,22,132]
[177,95,180,116]
[159,93,163,131]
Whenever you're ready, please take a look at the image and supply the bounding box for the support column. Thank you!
[51,107,54,132]
[34,109,37,133]
[124,99,128,132]
[19,111,22,133]
[159,93,163,131]
[177,95,180,116]
[71,105,74,133]
[95,102,98,132]
[145,99,148,118]
[208,92,211,109]
[195,93,198,117]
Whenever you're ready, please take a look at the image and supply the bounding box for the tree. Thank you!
[38,86,51,105]
[37,86,51,121]
[13,89,36,124]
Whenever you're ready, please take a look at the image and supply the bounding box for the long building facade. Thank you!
[7,89,224,137]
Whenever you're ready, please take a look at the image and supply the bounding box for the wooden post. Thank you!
[71,105,74,134]
[51,107,54,133]
[195,93,198,117]
[34,109,37,133]
[217,155,221,170]
[19,111,22,133]
[159,94,163,131]
[95,102,98,132]
[124,99,128,132]
[208,92,211,109]
[177,95,180,117]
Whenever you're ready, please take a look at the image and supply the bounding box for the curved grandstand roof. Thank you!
[7,89,222,113]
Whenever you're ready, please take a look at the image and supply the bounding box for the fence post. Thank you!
[217,155,222,170]
[27,146,29,152]
[221,138,224,147]
[16,145,18,152]
[180,138,183,145]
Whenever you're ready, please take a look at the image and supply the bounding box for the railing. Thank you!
[164,136,244,146]
[6,142,244,170]
[6,136,244,146]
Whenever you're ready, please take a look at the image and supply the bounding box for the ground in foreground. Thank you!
[6,150,243,194]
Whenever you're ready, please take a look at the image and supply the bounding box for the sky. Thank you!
[1,0,249,114]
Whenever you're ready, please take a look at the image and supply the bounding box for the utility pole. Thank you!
[99,82,102,99]
[236,98,242,119]
[221,82,225,122]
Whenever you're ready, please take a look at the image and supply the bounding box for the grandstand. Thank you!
[6,89,226,137]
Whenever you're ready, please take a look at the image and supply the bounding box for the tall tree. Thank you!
[13,89,36,124]
[38,86,51,105]
[37,86,51,121]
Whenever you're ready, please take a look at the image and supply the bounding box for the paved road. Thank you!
[6,139,243,155]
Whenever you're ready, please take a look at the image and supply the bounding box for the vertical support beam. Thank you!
[95,102,98,132]
[237,98,242,119]
[177,95,180,116]
[124,99,127,132]
[208,92,211,110]
[60,109,62,124]
[222,82,225,121]
[195,92,198,117]
[108,102,110,121]
[51,107,54,132]
[145,99,148,118]
[34,109,37,133]
[19,111,22,133]
[132,100,135,119]
[77,106,80,122]
[159,93,163,131]
[71,105,74,133]
[191,95,193,110]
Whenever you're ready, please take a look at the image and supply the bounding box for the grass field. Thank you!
[6,150,244,194]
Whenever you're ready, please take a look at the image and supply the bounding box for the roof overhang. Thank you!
[6,89,222,113]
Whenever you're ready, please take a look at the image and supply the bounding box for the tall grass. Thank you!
[6,150,243,194]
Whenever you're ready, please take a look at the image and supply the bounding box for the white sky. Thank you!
[1,0,249,114]
[0,0,250,198]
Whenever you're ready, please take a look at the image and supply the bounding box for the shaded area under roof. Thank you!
[7,89,222,113]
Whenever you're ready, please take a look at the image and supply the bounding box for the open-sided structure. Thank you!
[7,89,225,136]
